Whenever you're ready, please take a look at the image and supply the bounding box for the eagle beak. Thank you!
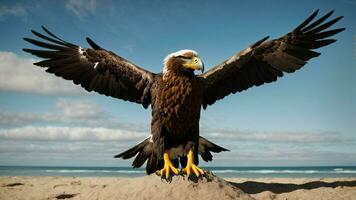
[183,56,204,73]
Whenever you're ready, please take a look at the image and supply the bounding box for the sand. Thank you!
[226,177,356,200]
[1,173,356,200]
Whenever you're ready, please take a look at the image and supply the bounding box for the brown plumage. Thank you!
[201,10,345,108]
[23,10,344,176]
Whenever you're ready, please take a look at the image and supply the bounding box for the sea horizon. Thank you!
[1,165,356,178]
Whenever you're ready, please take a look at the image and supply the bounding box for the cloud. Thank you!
[66,0,96,19]
[0,95,353,166]
[0,102,354,166]
[0,109,52,126]
[212,145,356,166]
[0,51,86,95]
[0,4,27,18]
[55,98,106,120]
[0,97,149,166]
[202,127,354,144]
[0,126,146,142]
[1,126,355,166]
[0,98,352,145]
[0,139,134,166]
[0,98,149,132]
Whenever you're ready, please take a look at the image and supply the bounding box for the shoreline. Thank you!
[1,175,356,200]
[2,165,356,178]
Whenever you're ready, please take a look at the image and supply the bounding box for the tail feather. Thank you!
[146,153,163,174]
[114,137,152,168]
[198,136,229,162]
[115,135,229,173]
[132,144,152,168]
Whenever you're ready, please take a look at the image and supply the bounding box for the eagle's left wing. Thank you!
[200,10,344,109]
[23,26,155,108]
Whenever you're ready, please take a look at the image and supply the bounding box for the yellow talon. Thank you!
[182,149,205,177]
[156,150,179,179]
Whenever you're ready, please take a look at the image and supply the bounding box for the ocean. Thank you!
[1,166,356,178]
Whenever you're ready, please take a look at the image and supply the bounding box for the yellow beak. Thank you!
[183,56,204,73]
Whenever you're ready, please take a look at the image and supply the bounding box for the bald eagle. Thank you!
[23,10,344,178]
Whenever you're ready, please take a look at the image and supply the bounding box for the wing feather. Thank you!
[301,10,334,32]
[200,10,345,108]
[24,26,155,108]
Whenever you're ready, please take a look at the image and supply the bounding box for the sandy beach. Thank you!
[1,173,356,200]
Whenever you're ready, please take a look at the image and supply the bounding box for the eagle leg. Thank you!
[155,150,179,179]
[182,149,205,177]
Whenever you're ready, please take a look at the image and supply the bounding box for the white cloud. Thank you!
[66,0,96,19]
[0,139,134,166]
[55,98,105,120]
[0,98,105,126]
[0,51,87,95]
[0,98,354,166]
[0,96,148,166]
[0,4,26,18]
[1,126,355,166]
[202,127,354,144]
[212,146,356,166]
[0,126,146,141]
[0,97,352,144]
[0,98,149,132]
[0,109,52,126]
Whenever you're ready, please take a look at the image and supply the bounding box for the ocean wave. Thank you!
[332,170,356,173]
[333,168,344,171]
[212,170,317,174]
[45,169,145,174]
[212,169,356,174]
[43,168,356,175]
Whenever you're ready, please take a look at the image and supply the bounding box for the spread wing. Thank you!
[200,10,345,109]
[23,26,154,108]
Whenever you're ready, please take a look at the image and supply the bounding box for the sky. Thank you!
[0,0,355,167]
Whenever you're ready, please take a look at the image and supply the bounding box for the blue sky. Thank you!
[0,0,355,167]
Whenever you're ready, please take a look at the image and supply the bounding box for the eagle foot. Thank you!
[182,149,205,177]
[155,150,179,179]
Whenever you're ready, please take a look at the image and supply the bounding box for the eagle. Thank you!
[23,10,344,179]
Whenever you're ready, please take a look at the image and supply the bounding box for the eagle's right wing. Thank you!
[200,10,344,109]
[23,26,155,108]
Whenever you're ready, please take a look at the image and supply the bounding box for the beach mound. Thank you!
[112,172,253,200]
[1,172,253,200]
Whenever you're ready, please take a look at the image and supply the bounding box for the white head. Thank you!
[163,49,204,75]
